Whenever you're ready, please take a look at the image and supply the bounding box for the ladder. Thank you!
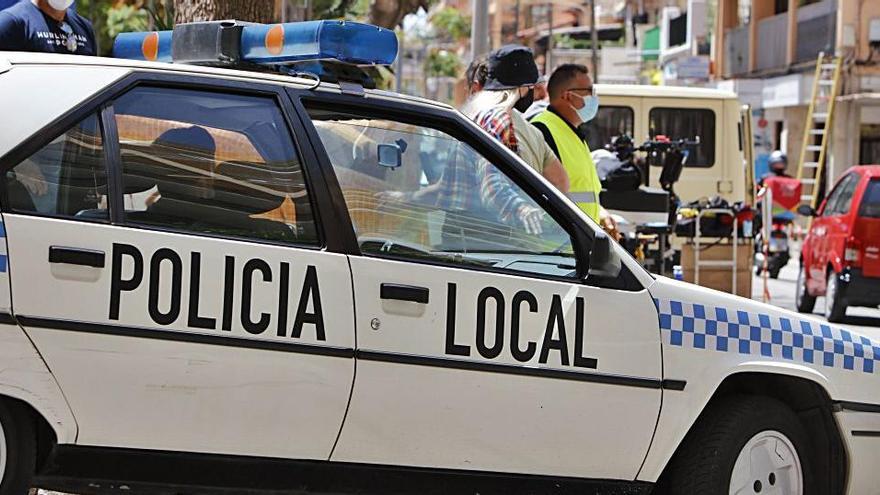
[796,52,842,210]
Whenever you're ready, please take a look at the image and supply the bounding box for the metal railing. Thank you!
[796,0,836,64]
[756,13,788,71]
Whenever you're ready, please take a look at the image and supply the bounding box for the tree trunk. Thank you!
[174,0,280,24]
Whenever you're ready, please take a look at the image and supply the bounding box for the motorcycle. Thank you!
[755,218,792,279]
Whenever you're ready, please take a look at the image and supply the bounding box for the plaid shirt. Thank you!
[474,106,519,154]
[430,108,530,225]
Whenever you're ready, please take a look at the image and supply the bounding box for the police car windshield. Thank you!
[308,108,578,279]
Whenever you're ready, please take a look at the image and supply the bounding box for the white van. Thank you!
[587,84,750,205]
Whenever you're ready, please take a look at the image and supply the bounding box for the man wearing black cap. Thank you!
[463,45,569,197]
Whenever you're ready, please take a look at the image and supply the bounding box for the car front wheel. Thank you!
[824,271,847,323]
[658,395,813,495]
[0,399,35,495]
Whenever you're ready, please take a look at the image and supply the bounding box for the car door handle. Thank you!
[380,283,429,304]
[48,246,106,268]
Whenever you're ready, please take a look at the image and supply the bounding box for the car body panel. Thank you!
[0,64,130,159]
[0,216,77,444]
[639,276,880,483]
[802,166,880,301]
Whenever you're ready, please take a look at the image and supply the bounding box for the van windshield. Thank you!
[860,178,880,218]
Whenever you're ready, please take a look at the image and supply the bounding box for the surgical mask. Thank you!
[48,0,74,11]
[574,94,599,123]
[514,88,534,113]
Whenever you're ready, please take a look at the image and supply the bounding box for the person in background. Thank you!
[523,74,549,120]
[464,55,489,97]
[463,45,569,195]
[0,0,96,55]
[531,63,604,224]
[758,150,791,187]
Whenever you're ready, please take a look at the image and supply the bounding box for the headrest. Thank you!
[211,160,288,214]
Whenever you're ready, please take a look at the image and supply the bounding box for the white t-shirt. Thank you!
[510,109,557,174]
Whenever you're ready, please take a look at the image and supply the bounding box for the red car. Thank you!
[797,165,880,322]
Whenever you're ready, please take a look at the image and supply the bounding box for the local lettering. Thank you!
[108,243,324,340]
[445,283,597,369]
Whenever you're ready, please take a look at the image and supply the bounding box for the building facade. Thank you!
[712,0,880,186]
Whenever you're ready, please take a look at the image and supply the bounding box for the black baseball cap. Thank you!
[483,45,540,90]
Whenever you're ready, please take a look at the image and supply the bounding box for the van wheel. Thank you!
[795,265,816,313]
[0,400,35,495]
[824,271,847,323]
[659,395,813,495]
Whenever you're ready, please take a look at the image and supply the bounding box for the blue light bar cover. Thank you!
[113,31,172,62]
[240,20,397,65]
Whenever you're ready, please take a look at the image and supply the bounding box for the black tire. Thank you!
[658,395,814,495]
[824,270,847,323]
[795,264,816,313]
[0,399,36,495]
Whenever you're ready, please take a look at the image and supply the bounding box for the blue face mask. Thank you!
[574,94,599,123]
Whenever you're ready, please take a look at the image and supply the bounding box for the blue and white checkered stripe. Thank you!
[655,299,880,374]
[0,220,7,273]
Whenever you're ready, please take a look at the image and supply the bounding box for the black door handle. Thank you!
[49,246,106,268]
[380,283,429,304]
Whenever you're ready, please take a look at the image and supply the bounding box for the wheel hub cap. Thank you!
[0,414,6,483]
[826,276,837,316]
[730,430,803,495]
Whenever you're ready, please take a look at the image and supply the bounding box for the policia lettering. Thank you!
[108,243,324,339]
[445,284,597,369]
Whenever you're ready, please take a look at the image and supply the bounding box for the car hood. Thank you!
[647,275,880,404]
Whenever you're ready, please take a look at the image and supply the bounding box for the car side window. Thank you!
[833,174,860,216]
[112,87,318,246]
[648,108,715,167]
[3,113,107,220]
[860,179,880,218]
[306,107,577,278]
[822,174,855,216]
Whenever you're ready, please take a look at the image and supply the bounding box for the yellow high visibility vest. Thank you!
[531,110,601,222]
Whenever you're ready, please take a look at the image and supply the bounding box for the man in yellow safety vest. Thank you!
[530,64,603,224]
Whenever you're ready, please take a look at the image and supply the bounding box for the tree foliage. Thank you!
[425,48,459,78]
[431,6,469,41]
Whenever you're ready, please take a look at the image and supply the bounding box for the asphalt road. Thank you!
[752,255,880,338]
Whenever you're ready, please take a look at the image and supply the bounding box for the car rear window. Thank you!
[860,178,880,218]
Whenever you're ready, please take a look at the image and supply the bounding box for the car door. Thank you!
[856,176,880,278]
[0,78,355,460]
[297,95,663,481]
[819,173,860,287]
[807,174,848,289]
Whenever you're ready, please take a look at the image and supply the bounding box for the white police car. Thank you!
[0,20,877,495]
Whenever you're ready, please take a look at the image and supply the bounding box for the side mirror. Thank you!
[796,204,816,217]
[587,231,621,279]
[377,143,402,169]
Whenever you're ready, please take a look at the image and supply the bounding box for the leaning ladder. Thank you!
[796,52,843,211]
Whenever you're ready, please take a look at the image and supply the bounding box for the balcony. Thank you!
[755,12,788,72]
[796,0,836,63]
[723,24,750,77]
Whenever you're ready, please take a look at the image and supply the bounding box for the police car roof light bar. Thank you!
[113,30,173,63]
[112,20,397,67]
